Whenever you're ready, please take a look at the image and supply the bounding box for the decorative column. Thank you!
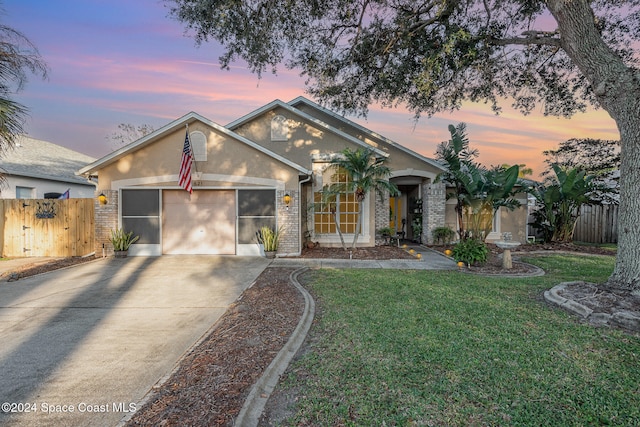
[374,191,390,245]
[277,189,299,255]
[422,181,446,245]
[94,189,118,256]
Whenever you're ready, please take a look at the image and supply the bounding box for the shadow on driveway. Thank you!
[0,255,270,427]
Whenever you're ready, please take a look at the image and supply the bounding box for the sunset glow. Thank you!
[7,0,619,178]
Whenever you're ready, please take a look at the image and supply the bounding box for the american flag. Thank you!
[178,129,193,193]
[58,188,70,199]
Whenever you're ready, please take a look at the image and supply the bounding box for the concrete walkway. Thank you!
[271,244,458,270]
[0,255,270,427]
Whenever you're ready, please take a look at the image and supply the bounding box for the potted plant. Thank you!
[256,225,283,258]
[110,228,139,258]
[432,226,456,245]
[377,226,394,245]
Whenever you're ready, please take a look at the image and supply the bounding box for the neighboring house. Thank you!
[0,135,96,199]
[78,97,528,256]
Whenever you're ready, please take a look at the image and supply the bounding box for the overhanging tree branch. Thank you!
[490,31,561,48]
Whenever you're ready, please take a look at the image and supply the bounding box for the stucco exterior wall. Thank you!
[293,103,443,177]
[95,123,300,192]
[233,107,365,170]
[233,107,441,181]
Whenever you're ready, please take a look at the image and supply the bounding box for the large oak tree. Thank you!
[167,0,640,290]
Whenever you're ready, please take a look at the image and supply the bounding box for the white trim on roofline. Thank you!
[226,99,389,158]
[390,169,439,180]
[288,96,446,172]
[110,174,286,191]
[6,171,97,186]
[77,112,312,177]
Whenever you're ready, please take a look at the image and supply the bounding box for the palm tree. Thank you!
[435,123,482,240]
[502,163,533,178]
[436,124,520,240]
[325,148,399,250]
[0,22,48,155]
[529,164,598,242]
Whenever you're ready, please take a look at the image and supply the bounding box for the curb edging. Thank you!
[235,267,315,426]
[544,281,640,332]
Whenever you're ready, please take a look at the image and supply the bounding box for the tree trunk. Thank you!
[547,0,640,290]
[456,199,465,240]
[351,201,363,249]
[605,112,640,290]
[331,211,347,250]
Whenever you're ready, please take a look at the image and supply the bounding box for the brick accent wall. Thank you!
[374,192,390,245]
[94,189,119,256]
[277,189,299,255]
[422,181,446,244]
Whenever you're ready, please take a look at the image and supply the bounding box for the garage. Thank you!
[121,188,277,256]
[162,190,236,254]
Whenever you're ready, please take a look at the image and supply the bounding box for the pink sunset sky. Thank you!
[7,0,619,178]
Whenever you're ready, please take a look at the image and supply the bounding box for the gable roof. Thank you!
[78,112,312,176]
[2,135,96,186]
[226,99,389,158]
[288,96,446,172]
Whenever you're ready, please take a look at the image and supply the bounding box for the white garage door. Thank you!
[162,190,236,254]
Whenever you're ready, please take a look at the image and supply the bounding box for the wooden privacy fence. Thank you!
[573,204,618,244]
[0,198,94,257]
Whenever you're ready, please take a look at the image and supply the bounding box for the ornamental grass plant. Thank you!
[256,225,283,252]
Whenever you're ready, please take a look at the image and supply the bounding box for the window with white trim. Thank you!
[313,167,360,235]
[190,131,207,161]
[16,186,34,199]
[271,115,289,141]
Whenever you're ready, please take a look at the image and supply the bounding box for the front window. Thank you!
[313,168,359,235]
[271,115,289,141]
[16,186,34,199]
[190,131,207,161]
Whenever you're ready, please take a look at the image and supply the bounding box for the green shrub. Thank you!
[377,226,394,237]
[452,238,488,265]
[432,226,456,244]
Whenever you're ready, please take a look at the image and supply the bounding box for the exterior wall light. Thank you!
[283,192,291,210]
[98,193,108,205]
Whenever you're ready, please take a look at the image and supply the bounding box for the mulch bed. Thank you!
[297,244,415,259]
[126,267,303,427]
[558,281,640,316]
[430,242,616,276]
[0,256,100,281]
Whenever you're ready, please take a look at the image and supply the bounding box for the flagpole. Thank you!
[187,123,198,175]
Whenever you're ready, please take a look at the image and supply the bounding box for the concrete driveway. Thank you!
[0,255,270,427]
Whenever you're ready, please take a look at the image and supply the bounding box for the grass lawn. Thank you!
[274,255,640,426]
